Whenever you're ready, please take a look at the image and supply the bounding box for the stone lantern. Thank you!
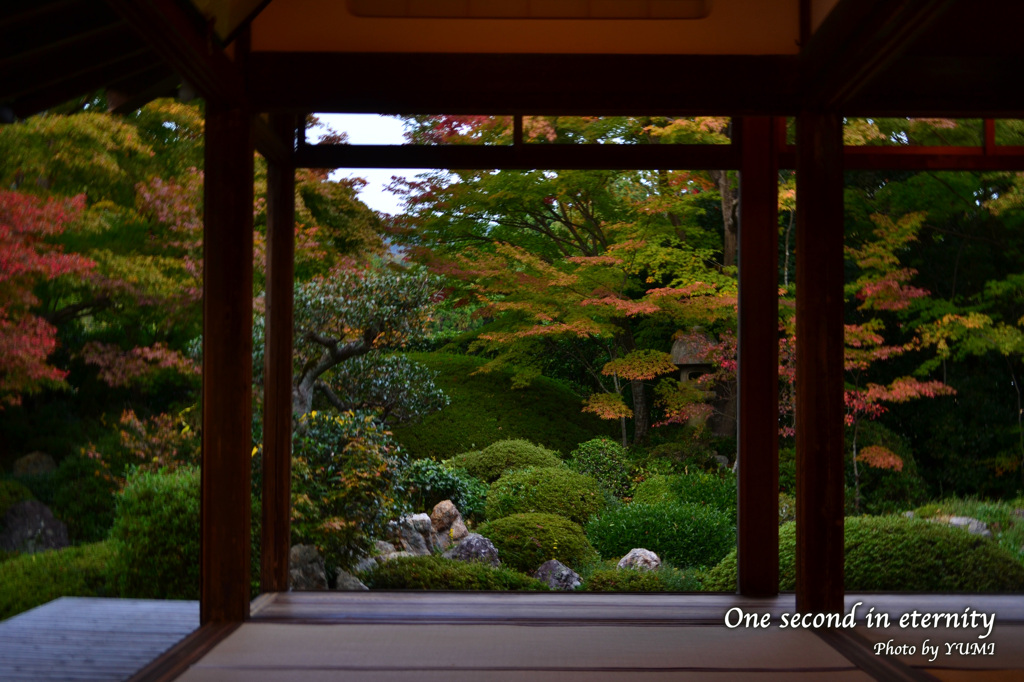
[670,327,714,382]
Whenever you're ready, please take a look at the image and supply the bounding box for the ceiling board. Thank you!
[251,0,799,54]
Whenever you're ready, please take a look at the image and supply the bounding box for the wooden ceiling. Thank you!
[2,0,1024,124]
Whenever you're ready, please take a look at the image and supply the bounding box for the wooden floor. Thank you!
[175,593,1024,681]
[0,597,198,682]
[4,593,1023,681]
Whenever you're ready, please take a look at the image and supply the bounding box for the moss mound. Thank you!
[583,566,703,592]
[479,512,598,573]
[0,542,116,620]
[586,502,735,568]
[360,555,548,590]
[449,439,563,483]
[390,353,614,458]
[703,516,1024,592]
[486,466,605,524]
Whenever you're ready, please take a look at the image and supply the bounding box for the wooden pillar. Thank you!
[201,102,254,623]
[261,114,296,593]
[736,116,779,597]
[795,110,845,614]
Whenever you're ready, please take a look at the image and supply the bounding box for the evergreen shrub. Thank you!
[448,439,562,483]
[478,512,598,572]
[631,475,675,505]
[361,555,548,590]
[583,566,702,592]
[568,437,631,498]
[703,516,1024,592]
[586,502,734,568]
[108,467,200,599]
[399,458,488,520]
[0,541,116,620]
[486,466,605,524]
[671,470,737,522]
[51,455,118,543]
[0,478,33,522]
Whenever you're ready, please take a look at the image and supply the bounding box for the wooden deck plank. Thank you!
[0,597,198,682]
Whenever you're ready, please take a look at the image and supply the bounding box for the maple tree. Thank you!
[0,191,94,405]
[391,115,739,444]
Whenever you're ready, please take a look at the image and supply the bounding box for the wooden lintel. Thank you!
[254,116,293,167]
[295,143,739,171]
[775,145,1024,171]
[201,102,255,624]
[795,110,845,614]
[261,113,296,594]
[736,116,780,597]
[247,52,800,116]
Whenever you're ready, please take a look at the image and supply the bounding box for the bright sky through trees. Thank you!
[317,113,427,216]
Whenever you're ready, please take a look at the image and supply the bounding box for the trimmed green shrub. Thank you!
[390,353,615,458]
[361,555,548,590]
[108,467,200,600]
[631,475,675,505]
[51,456,118,543]
[478,512,598,572]
[291,410,409,570]
[0,542,116,620]
[486,466,605,524]
[583,567,702,592]
[0,478,33,522]
[568,437,631,498]
[448,439,563,483]
[671,470,737,522]
[703,516,1024,592]
[399,458,488,519]
[586,502,735,568]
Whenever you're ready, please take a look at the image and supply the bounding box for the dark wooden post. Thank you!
[261,114,296,593]
[795,110,845,614]
[736,116,779,596]
[201,102,255,623]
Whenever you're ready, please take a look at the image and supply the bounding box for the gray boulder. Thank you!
[443,533,500,567]
[533,559,581,591]
[0,500,68,553]
[430,500,468,551]
[13,452,56,477]
[388,514,434,556]
[334,570,369,591]
[946,515,993,538]
[289,544,327,590]
[617,548,661,571]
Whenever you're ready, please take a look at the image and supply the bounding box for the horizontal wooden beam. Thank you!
[248,52,801,116]
[295,142,739,170]
[778,145,1024,170]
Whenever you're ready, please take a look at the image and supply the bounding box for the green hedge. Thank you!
[703,516,1024,592]
[586,502,735,568]
[671,471,736,522]
[478,512,598,573]
[449,439,563,483]
[0,542,117,620]
[361,555,548,590]
[583,566,702,592]
[486,466,605,524]
[390,353,615,458]
[108,467,200,600]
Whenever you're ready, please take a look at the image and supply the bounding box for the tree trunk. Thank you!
[711,170,739,268]
[631,378,649,444]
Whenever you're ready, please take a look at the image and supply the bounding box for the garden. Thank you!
[3,106,1024,619]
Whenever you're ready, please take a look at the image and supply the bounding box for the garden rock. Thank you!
[945,516,993,538]
[617,548,661,572]
[443,533,501,567]
[352,556,379,573]
[533,559,581,591]
[377,550,415,562]
[13,451,57,477]
[289,544,327,590]
[334,570,369,591]
[0,500,68,553]
[430,500,468,551]
[388,514,434,556]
